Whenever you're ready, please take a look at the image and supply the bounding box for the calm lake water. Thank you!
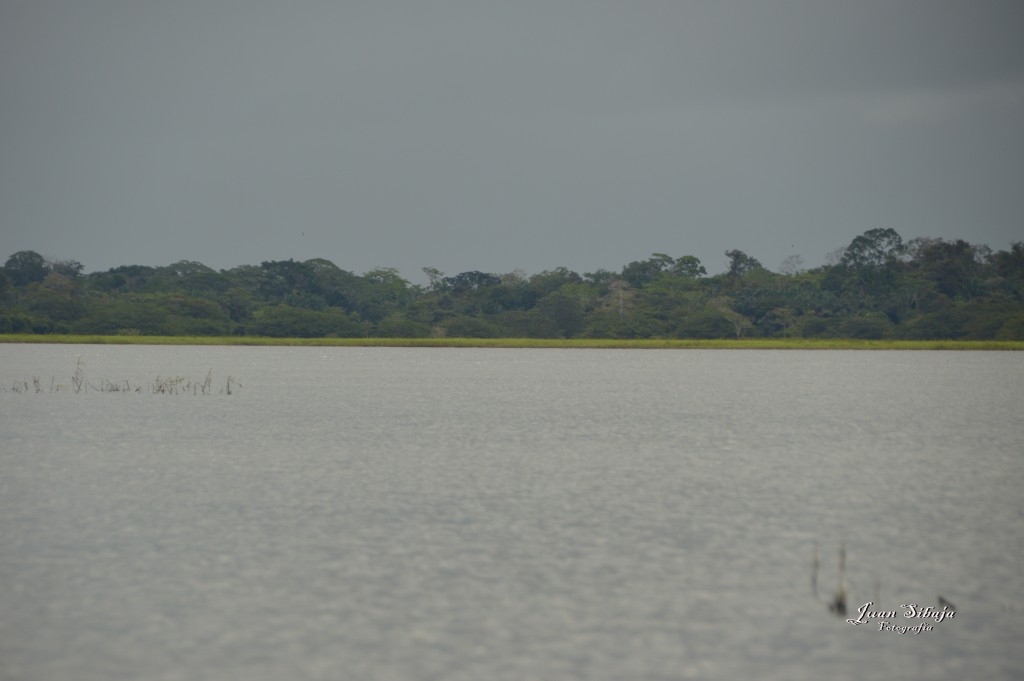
[1,344,1022,680]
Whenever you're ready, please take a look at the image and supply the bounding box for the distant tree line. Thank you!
[2,229,1023,340]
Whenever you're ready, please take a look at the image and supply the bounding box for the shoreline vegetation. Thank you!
[1,334,1021,350]
[4,230,1023,342]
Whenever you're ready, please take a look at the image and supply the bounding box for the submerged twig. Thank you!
[812,541,820,599]
[812,541,847,616]
[829,542,847,616]
[72,356,85,393]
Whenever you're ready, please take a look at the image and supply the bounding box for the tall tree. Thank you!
[48,259,84,279]
[672,255,707,278]
[725,249,763,277]
[918,239,985,299]
[4,250,48,286]
[840,228,905,269]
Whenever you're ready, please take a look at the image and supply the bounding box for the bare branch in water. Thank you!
[811,541,820,599]
[829,542,847,616]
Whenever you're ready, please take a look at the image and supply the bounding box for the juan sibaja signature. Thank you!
[846,602,956,634]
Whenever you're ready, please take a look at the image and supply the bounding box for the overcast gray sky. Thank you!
[2,1,1022,281]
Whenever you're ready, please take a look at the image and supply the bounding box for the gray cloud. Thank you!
[2,1,1022,280]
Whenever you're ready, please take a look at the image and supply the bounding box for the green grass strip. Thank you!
[1,334,1022,350]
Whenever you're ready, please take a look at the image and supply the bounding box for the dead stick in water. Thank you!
[829,542,847,616]
[811,541,820,599]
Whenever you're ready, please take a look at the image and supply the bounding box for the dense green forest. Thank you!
[2,229,1023,340]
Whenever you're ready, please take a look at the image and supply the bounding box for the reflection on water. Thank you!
[1,345,1022,680]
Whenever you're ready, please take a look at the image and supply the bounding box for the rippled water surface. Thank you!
[1,345,1022,680]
